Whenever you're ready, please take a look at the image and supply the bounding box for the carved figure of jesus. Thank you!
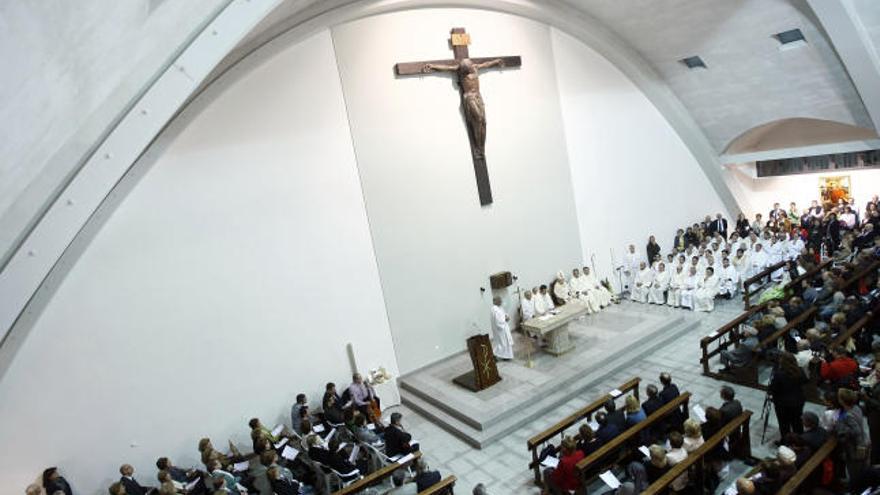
[421,57,505,160]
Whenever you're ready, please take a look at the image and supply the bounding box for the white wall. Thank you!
[723,164,880,216]
[552,28,732,284]
[0,30,398,493]
[331,10,583,373]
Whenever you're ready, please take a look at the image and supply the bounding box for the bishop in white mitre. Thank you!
[680,266,698,309]
[693,267,721,312]
[667,265,686,307]
[490,296,514,360]
[631,261,653,303]
[521,289,536,321]
[553,271,572,304]
[648,262,670,304]
[570,268,599,313]
[582,266,613,307]
[717,257,739,297]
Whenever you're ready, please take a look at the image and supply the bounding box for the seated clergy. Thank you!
[535,285,555,315]
[667,264,686,308]
[570,267,599,313]
[693,267,720,312]
[717,257,739,298]
[582,266,613,307]
[521,289,536,320]
[679,266,699,310]
[648,262,670,304]
[631,262,653,303]
[553,271,572,304]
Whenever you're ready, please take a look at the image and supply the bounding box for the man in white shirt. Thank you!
[718,257,739,298]
[648,262,670,305]
[521,290,536,321]
[490,297,514,361]
[694,267,720,312]
[631,262,653,303]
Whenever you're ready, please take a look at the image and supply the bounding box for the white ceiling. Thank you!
[560,0,874,152]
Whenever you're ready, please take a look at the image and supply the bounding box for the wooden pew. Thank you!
[784,259,832,298]
[776,437,837,495]
[641,411,753,495]
[419,475,457,494]
[756,306,817,352]
[526,377,641,485]
[701,305,765,378]
[332,451,422,495]
[743,260,787,309]
[575,392,692,487]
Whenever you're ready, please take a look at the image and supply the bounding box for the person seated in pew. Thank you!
[119,464,155,495]
[353,412,383,445]
[665,432,689,493]
[577,423,599,457]
[42,467,74,495]
[305,434,359,477]
[604,398,626,431]
[156,458,206,494]
[624,395,647,426]
[290,394,309,431]
[542,437,583,495]
[108,482,127,495]
[799,411,829,453]
[593,411,620,445]
[322,382,345,425]
[205,460,240,495]
[387,468,418,495]
[157,481,177,495]
[251,450,290,495]
[413,458,441,492]
[794,338,814,372]
[198,438,234,470]
[682,419,704,453]
[643,445,669,483]
[266,466,300,495]
[779,434,811,467]
[642,384,663,417]
[776,445,798,479]
[719,385,743,424]
[249,418,281,453]
[719,326,759,371]
[385,412,418,458]
[818,345,859,389]
[659,373,680,404]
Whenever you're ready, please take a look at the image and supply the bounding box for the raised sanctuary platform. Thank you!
[399,302,702,448]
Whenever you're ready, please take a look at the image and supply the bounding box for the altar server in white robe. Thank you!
[718,258,740,298]
[623,244,643,293]
[694,267,721,312]
[534,285,554,315]
[571,268,599,313]
[631,262,653,303]
[553,271,573,304]
[521,290,536,321]
[667,265,687,307]
[680,266,699,309]
[648,262,670,304]
[582,266,613,307]
[490,297,514,360]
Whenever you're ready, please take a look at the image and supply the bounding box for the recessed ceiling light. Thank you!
[680,56,707,69]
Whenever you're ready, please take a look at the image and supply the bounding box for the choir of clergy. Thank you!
[520,266,614,322]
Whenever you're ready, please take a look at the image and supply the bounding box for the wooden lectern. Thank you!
[453,334,502,392]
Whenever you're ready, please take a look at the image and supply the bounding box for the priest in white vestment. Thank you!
[623,244,643,293]
[521,290,536,321]
[648,262,670,304]
[747,243,769,281]
[534,285,555,315]
[717,258,739,297]
[582,266,613,307]
[693,267,721,312]
[680,266,698,309]
[490,297,514,360]
[667,265,687,307]
[553,271,572,304]
[631,262,653,303]
[570,268,599,313]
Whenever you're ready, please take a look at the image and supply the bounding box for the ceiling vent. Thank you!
[680,56,707,69]
[774,28,807,50]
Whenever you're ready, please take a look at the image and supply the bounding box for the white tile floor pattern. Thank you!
[383,298,823,494]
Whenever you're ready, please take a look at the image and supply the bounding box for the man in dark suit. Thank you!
[719,385,743,424]
[594,411,620,445]
[385,412,418,458]
[603,399,626,431]
[711,213,729,239]
[799,411,828,453]
[642,384,663,417]
[659,373,679,404]
[119,464,154,495]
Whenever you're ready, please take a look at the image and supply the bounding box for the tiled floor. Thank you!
[384,298,823,494]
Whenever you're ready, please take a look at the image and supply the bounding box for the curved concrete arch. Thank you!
[723,117,879,155]
[0,0,739,369]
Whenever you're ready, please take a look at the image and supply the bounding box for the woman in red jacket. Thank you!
[544,436,584,494]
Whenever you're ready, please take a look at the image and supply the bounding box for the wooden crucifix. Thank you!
[394,28,521,206]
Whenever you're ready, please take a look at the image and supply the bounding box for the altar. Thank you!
[521,301,589,355]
